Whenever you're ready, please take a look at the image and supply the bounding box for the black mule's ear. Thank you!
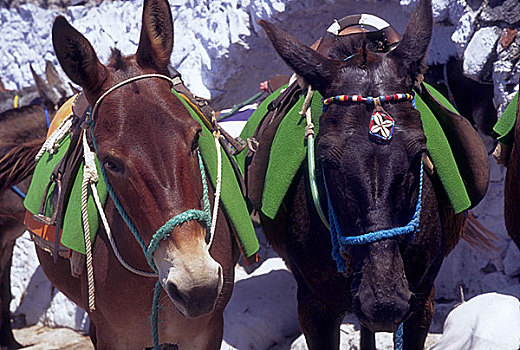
[258,20,339,93]
[52,16,106,93]
[388,0,432,88]
[136,0,174,72]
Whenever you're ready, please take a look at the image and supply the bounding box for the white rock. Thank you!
[463,26,501,81]
[223,257,299,349]
[430,293,520,350]
[451,11,476,56]
[43,291,89,333]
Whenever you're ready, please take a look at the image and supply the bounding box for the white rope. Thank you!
[81,131,97,311]
[300,85,315,138]
[208,132,222,249]
[35,113,74,161]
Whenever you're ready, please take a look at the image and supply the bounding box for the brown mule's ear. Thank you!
[52,16,106,93]
[136,0,174,72]
[0,77,6,93]
[258,19,338,93]
[388,0,432,89]
[45,60,69,99]
[30,64,58,106]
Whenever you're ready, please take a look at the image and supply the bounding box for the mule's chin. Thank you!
[166,279,222,318]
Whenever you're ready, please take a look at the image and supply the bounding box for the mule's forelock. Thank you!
[327,34,379,69]
[109,48,128,71]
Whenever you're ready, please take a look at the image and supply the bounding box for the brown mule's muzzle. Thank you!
[153,225,223,318]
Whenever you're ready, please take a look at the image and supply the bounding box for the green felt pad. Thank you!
[24,134,108,254]
[235,85,287,175]
[261,91,322,219]
[494,91,519,145]
[173,90,259,258]
[415,92,471,213]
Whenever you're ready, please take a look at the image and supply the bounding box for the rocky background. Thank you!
[1,0,520,348]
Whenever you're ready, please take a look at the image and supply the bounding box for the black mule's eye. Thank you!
[191,131,200,153]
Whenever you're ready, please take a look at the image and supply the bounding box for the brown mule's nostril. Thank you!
[166,282,185,305]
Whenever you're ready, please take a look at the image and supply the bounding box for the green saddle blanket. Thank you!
[24,134,108,254]
[238,82,482,219]
[25,93,259,259]
[493,91,519,145]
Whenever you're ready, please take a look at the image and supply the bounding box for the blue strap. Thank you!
[45,108,50,129]
[11,185,26,199]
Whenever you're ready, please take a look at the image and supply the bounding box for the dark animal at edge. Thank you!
[504,77,520,253]
[252,0,481,348]
[0,64,69,349]
[425,56,497,151]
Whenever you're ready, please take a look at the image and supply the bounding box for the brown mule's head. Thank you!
[52,0,222,318]
[260,0,437,332]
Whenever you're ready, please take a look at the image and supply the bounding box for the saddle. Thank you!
[25,93,91,276]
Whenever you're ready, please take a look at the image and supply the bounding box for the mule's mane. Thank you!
[328,34,379,68]
[108,48,130,71]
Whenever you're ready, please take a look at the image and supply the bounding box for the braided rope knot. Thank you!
[35,114,74,161]
[145,208,211,273]
[82,132,99,183]
[305,123,315,138]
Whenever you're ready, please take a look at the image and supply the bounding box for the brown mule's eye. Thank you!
[103,157,125,174]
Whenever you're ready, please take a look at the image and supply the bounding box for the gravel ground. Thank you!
[13,325,93,349]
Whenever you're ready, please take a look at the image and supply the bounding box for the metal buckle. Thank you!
[32,173,62,226]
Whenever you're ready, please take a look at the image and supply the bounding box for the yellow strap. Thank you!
[46,94,77,138]
[13,94,19,109]
[177,93,213,130]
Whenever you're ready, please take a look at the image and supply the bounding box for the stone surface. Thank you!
[431,293,520,350]
[463,26,501,82]
[13,325,93,349]
[481,0,520,25]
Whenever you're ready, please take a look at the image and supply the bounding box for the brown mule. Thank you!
[2,0,239,348]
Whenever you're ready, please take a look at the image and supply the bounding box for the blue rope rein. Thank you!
[394,323,404,350]
[89,121,211,349]
[324,161,423,272]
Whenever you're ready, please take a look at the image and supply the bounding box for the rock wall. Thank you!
[3,0,520,347]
